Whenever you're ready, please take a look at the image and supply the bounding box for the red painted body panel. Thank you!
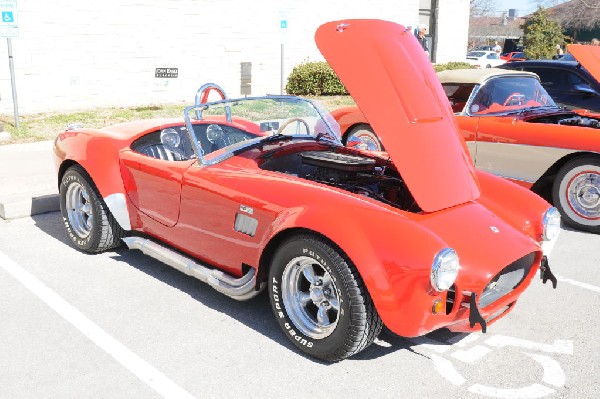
[460,114,600,151]
[316,20,480,213]
[120,151,196,227]
[568,44,600,82]
[330,106,367,137]
[53,130,132,200]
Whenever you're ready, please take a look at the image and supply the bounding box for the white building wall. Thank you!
[434,0,470,63]
[0,0,466,114]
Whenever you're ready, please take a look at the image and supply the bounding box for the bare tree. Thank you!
[580,0,600,9]
[470,0,496,17]
[531,0,595,9]
[532,0,562,7]
[547,0,600,30]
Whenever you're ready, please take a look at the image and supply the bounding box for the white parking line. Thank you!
[431,354,466,386]
[484,335,573,355]
[0,251,196,399]
[468,383,555,398]
[555,275,600,293]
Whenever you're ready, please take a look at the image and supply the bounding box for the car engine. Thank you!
[529,113,600,128]
[260,148,420,212]
[557,116,600,128]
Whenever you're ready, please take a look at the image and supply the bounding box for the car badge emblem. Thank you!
[336,23,349,32]
[490,226,499,233]
[240,205,254,215]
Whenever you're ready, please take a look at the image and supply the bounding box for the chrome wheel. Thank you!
[281,256,340,339]
[554,157,600,233]
[269,235,382,361]
[65,181,93,238]
[346,125,383,151]
[565,171,600,220]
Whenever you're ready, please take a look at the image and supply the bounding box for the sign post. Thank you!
[0,0,19,130]
[280,19,287,95]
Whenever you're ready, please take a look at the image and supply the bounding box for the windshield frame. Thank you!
[183,95,342,166]
[463,74,558,117]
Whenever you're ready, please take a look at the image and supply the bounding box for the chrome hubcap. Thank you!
[65,182,93,238]
[567,172,600,219]
[348,131,381,151]
[281,256,340,339]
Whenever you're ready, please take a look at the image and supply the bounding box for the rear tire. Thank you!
[552,156,600,233]
[60,165,125,252]
[268,235,382,361]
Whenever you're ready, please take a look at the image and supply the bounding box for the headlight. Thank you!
[542,207,561,241]
[430,248,460,292]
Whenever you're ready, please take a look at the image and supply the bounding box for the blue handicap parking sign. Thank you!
[280,20,287,29]
[2,11,14,23]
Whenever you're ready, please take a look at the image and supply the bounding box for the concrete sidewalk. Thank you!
[0,140,59,220]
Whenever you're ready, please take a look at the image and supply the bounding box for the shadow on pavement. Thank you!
[31,211,467,363]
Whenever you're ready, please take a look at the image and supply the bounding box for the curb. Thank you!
[0,139,58,220]
[0,194,60,220]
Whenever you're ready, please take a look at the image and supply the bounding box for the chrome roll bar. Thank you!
[194,83,231,123]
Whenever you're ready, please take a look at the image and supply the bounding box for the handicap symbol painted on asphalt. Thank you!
[2,11,14,23]
[407,333,573,398]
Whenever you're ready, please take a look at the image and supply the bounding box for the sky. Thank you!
[493,0,569,16]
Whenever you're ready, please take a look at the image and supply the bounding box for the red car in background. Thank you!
[501,51,527,62]
[333,45,600,233]
[54,20,558,362]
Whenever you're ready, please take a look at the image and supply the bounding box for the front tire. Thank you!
[268,235,382,361]
[60,165,125,252]
[552,156,600,233]
[344,124,384,152]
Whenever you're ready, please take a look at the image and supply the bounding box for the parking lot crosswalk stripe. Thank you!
[0,250,197,399]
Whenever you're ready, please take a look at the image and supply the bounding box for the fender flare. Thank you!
[56,131,132,231]
[258,205,446,335]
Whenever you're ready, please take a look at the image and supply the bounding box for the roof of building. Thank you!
[469,16,525,40]
[547,0,600,30]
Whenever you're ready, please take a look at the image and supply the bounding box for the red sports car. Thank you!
[54,19,558,362]
[334,45,600,233]
[500,51,526,62]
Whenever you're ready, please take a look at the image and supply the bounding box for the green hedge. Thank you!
[285,61,474,95]
[433,62,475,72]
[285,61,348,96]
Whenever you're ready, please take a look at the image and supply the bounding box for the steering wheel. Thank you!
[503,93,526,106]
[277,118,310,135]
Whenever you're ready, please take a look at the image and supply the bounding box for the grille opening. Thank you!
[487,303,513,323]
[479,253,536,308]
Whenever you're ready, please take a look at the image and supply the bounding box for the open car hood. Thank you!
[315,20,479,212]
[568,44,600,82]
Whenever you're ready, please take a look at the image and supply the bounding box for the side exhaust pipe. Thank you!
[122,237,261,301]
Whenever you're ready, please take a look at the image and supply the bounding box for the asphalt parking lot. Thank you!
[1,212,598,399]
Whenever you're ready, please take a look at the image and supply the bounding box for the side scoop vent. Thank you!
[234,213,258,237]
